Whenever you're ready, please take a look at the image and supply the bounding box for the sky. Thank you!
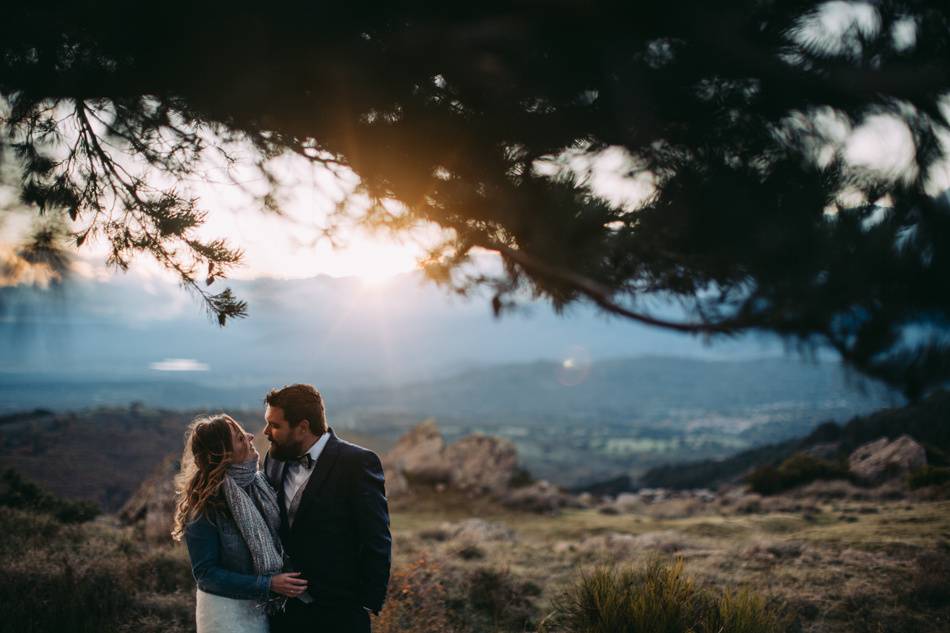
[1,3,944,416]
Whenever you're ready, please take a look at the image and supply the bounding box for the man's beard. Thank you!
[268,438,303,461]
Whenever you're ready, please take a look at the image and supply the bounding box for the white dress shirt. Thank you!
[283,431,331,525]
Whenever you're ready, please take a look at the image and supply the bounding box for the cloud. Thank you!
[149,358,210,372]
[0,244,61,288]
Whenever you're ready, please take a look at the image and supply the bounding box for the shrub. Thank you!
[0,506,63,552]
[508,467,535,489]
[132,548,194,594]
[746,453,850,496]
[374,558,455,633]
[0,469,100,523]
[462,566,539,632]
[905,549,950,608]
[542,558,790,633]
[0,556,132,633]
[0,505,193,633]
[454,543,485,560]
[908,465,950,490]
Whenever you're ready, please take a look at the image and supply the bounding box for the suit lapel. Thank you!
[291,430,342,534]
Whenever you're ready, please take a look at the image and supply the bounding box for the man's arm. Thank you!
[351,449,392,614]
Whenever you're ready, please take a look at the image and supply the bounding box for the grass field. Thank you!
[2,485,948,632]
[390,489,950,633]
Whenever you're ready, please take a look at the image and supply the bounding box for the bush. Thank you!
[0,506,63,552]
[375,558,541,633]
[0,505,193,633]
[454,543,485,560]
[374,558,454,633]
[508,467,535,489]
[542,558,790,633]
[132,548,195,594]
[0,469,100,523]
[0,557,132,633]
[746,452,850,496]
[461,566,539,632]
[905,548,950,608]
[908,465,950,490]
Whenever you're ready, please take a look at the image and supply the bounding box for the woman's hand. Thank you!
[270,572,308,598]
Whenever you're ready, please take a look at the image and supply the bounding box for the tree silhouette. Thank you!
[1,1,949,397]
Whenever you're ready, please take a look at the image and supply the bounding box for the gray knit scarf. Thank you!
[223,458,286,612]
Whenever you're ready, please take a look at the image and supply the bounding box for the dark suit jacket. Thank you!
[263,429,392,614]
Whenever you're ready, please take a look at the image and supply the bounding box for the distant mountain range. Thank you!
[341,355,897,425]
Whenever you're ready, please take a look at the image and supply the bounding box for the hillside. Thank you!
[0,406,388,512]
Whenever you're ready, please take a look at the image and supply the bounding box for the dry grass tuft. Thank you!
[541,558,789,633]
[547,558,695,633]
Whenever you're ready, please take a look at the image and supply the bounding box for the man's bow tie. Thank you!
[291,453,314,470]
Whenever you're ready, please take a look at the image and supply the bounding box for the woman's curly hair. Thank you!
[171,414,239,541]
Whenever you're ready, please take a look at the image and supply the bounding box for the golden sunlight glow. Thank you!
[61,161,428,284]
[68,215,424,284]
[243,230,422,282]
[7,143,441,285]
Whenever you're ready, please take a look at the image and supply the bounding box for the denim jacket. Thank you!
[184,505,272,600]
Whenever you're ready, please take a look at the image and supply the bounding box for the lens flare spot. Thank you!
[557,345,592,386]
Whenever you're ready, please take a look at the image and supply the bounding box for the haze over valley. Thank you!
[1,272,901,487]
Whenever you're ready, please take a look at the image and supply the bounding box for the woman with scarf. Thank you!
[173,414,308,633]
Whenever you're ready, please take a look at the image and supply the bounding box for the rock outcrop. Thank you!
[445,434,519,495]
[848,435,927,485]
[119,453,179,543]
[384,420,542,503]
[384,419,453,485]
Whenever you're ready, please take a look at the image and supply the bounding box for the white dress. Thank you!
[196,588,269,633]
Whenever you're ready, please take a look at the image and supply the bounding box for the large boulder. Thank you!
[119,453,179,543]
[383,421,524,500]
[848,435,927,485]
[384,467,410,499]
[383,419,452,486]
[445,434,519,495]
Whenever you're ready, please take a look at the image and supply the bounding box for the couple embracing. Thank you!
[171,384,392,633]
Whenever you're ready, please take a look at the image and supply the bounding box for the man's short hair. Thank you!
[264,384,328,434]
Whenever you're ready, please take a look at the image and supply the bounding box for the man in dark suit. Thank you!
[261,384,391,633]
